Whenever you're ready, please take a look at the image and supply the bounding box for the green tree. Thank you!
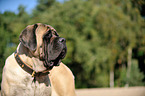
[129,60,144,86]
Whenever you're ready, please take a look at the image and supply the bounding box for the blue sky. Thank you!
[0,0,64,14]
[0,0,37,14]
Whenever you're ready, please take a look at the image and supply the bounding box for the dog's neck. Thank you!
[16,43,47,72]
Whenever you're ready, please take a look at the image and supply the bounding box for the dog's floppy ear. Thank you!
[19,24,38,51]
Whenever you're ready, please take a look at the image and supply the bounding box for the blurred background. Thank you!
[0,0,145,89]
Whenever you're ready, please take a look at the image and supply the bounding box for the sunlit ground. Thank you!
[76,87,145,96]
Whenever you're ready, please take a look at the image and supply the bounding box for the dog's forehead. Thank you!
[36,24,57,34]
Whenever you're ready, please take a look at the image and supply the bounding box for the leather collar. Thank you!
[14,51,50,77]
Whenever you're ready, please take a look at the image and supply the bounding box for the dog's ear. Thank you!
[19,24,38,51]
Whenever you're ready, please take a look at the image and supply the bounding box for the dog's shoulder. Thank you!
[49,63,76,96]
[4,53,17,71]
[5,53,15,64]
[3,53,14,70]
[3,53,25,79]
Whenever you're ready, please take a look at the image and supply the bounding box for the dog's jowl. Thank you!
[1,23,76,96]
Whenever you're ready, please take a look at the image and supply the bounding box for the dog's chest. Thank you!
[10,75,51,96]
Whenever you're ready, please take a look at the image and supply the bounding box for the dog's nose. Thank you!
[59,38,66,43]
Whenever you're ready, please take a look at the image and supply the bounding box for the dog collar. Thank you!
[14,51,50,77]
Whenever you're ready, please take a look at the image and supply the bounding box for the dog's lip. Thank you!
[43,48,67,68]
[51,48,67,66]
[59,48,67,59]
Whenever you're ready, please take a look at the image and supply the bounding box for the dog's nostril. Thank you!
[59,38,66,43]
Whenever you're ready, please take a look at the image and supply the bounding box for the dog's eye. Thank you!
[44,31,52,40]
[45,33,52,38]
[54,31,59,36]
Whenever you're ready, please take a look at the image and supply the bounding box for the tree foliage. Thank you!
[0,0,145,88]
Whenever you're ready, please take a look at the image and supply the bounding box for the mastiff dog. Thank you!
[1,23,76,96]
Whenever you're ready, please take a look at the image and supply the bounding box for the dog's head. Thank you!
[19,23,67,69]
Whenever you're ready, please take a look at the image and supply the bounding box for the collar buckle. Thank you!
[32,71,36,77]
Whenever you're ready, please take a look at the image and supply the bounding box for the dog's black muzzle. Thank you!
[43,37,67,69]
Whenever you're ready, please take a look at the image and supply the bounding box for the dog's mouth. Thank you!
[43,48,67,69]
